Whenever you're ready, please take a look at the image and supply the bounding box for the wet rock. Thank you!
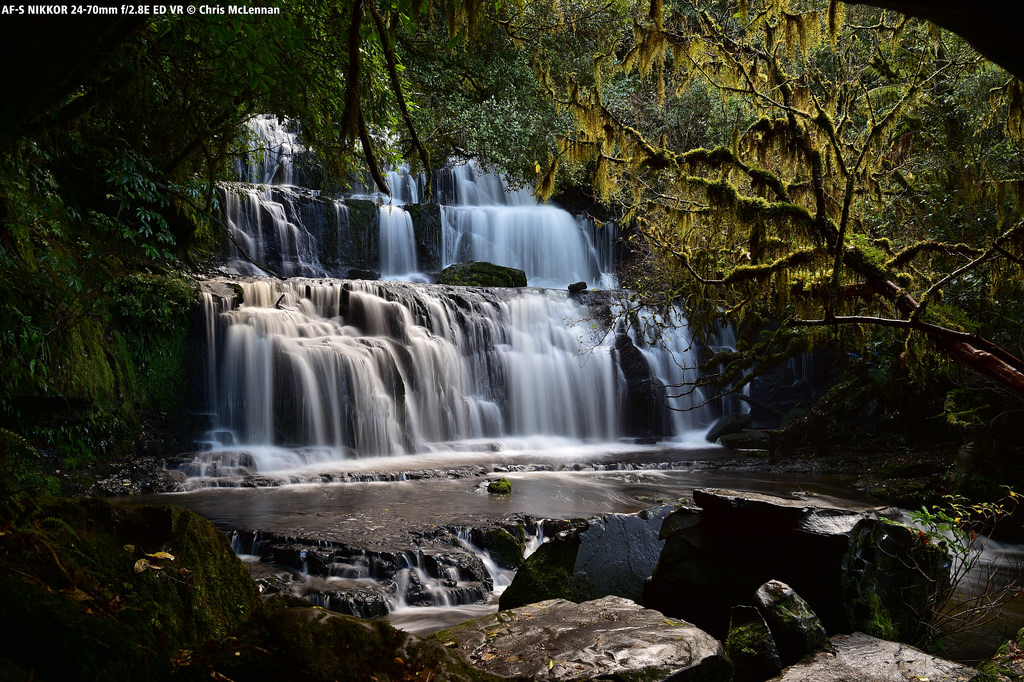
[437,261,527,287]
[568,281,587,294]
[478,527,525,569]
[771,631,986,681]
[726,605,782,682]
[487,477,511,494]
[347,268,380,280]
[615,332,671,438]
[753,579,830,666]
[572,504,674,603]
[433,596,731,681]
[499,529,586,609]
[719,430,771,450]
[706,412,752,443]
[841,517,952,645]
[500,506,672,609]
[644,489,868,637]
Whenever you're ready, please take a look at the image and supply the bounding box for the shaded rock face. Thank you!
[437,261,528,287]
[706,412,752,443]
[772,631,986,682]
[841,517,952,645]
[433,596,732,681]
[747,348,837,429]
[643,488,868,637]
[726,605,782,682]
[753,580,830,667]
[0,497,261,681]
[500,506,672,609]
[615,332,671,438]
[215,597,503,682]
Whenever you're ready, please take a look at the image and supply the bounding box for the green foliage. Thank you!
[891,489,1023,650]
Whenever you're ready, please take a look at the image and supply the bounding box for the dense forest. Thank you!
[1,0,1023,502]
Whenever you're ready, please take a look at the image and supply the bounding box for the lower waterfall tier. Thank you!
[195,277,729,475]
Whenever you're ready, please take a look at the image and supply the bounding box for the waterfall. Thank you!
[439,163,616,288]
[234,114,297,185]
[379,206,419,279]
[193,278,721,475]
[192,117,730,483]
[223,119,618,286]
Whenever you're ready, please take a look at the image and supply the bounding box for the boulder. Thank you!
[644,489,868,637]
[347,268,380,280]
[568,281,587,295]
[500,506,672,609]
[480,527,525,569]
[216,597,502,682]
[437,261,527,287]
[726,605,783,682]
[719,430,771,450]
[753,580,830,666]
[706,412,752,443]
[487,477,511,494]
[841,517,952,645]
[433,596,732,681]
[771,631,987,681]
[0,496,261,681]
[615,332,671,438]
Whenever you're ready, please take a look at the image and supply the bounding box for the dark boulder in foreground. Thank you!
[725,605,782,682]
[771,631,986,681]
[437,261,527,287]
[0,496,261,681]
[218,596,501,682]
[643,488,868,637]
[841,517,952,644]
[500,506,672,609]
[433,596,731,681]
[753,579,830,667]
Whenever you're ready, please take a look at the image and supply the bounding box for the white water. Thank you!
[440,163,615,288]
[192,278,719,480]
[223,117,617,287]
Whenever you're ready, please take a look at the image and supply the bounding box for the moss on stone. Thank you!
[483,527,525,569]
[0,495,261,681]
[211,598,503,682]
[498,532,594,610]
[487,477,512,495]
[438,261,527,288]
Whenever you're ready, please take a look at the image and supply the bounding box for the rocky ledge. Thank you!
[433,595,731,681]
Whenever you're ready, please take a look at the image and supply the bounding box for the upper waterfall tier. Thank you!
[196,278,719,473]
[224,118,618,288]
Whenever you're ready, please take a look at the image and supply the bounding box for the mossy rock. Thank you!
[725,605,782,682]
[487,477,512,495]
[210,598,502,682]
[498,532,594,610]
[0,495,261,681]
[482,527,525,569]
[437,261,527,288]
[840,518,952,647]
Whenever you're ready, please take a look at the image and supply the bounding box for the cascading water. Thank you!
[193,277,719,478]
[219,118,617,287]
[186,116,731,483]
[439,163,617,288]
